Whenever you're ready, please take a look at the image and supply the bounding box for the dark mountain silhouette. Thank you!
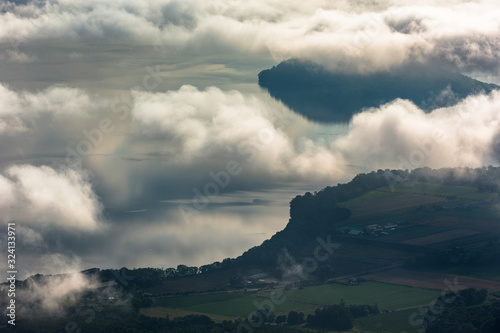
[24,166,500,284]
[258,59,500,122]
[232,166,500,278]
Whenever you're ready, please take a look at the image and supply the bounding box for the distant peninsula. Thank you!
[258,59,500,122]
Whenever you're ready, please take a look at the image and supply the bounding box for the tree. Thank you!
[275,315,287,324]
[287,311,300,325]
[266,311,276,324]
[298,312,305,324]
[287,311,304,325]
[307,305,353,331]
[164,267,176,277]
[176,264,189,276]
[315,264,334,282]
[229,274,245,287]
[458,288,488,306]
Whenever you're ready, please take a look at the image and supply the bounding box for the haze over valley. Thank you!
[1,1,500,332]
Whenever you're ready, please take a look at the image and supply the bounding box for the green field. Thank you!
[140,307,235,322]
[408,265,500,282]
[184,296,312,317]
[149,282,441,320]
[284,282,440,311]
[379,224,449,242]
[438,205,500,220]
[338,182,492,205]
[154,292,244,308]
[433,232,497,249]
[354,308,420,333]
[154,291,315,317]
[153,292,304,317]
[380,182,497,200]
[341,190,399,204]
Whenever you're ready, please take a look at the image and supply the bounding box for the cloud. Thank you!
[1,75,500,276]
[0,82,100,134]
[68,51,83,60]
[13,253,95,316]
[1,1,500,74]
[17,225,44,247]
[130,85,345,181]
[0,164,103,231]
[266,1,500,74]
[335,91,500,171]
[3,81,498,219]
[1,49,37,63]
[121,86,500,213]
[17,272,91,316]
[1,0,500,280]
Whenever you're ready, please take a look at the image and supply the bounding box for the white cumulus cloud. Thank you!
[335,91,500,171]
[130,85,346,181]
[0,164,103,231]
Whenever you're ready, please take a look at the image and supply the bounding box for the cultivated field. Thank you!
[402,229,480,246]
[340,190,398,204]
[283,282,441,311]
[417,216,500,234]
[140,307,235,322]
[413,265,500,282]
[148,281,443,321]
[154,292,244,308]
[354,308,420,333]
[362,268,500,291]
[185,296,311,317]
[341,193,445,218]
[381,224,449,242]
[380,182,497,200]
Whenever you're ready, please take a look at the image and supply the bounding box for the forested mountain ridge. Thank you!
[237,166,500,271]
[12,166,500,285]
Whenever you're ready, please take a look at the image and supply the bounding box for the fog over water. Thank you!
[1,0,499,278]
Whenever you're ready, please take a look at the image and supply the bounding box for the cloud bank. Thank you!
[0,164,103,231]
[1,79,500,275]
[336,91,500,171]
[129,86,500,182]
[20,271,91,315]
[1,0,500,74]
[0,83,100,134]
[1,0,500,275]
[130,85,344,180]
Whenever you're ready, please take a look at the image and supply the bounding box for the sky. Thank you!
[1,0,500,278]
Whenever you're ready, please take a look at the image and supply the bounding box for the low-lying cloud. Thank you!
[130,85,345,181]
[7,254,99,318]
[130,86,500,182]
[336,91,500,171]
[0,164,103,231]
[0,82,101,134]
[3,82,500,220]
[20,272,91,316]
[2,82,500,275]
[2,0,500,279]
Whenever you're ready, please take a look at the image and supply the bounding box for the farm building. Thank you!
[248,273,267,280]
[245,289,259,294]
